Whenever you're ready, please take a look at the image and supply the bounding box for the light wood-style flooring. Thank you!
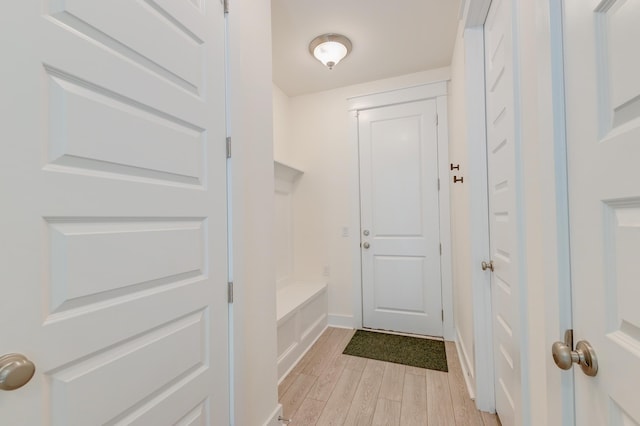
[278,327,501,426]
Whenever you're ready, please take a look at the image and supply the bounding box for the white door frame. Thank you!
[347,82,455,340]
[463,0,574,422]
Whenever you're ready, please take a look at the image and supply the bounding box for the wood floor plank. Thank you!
[378,362,405,402]
[316,367,363,426]
[279,371,299,399]
[481,411,501,426]
[343,359,386,425]
[290,398,326,425]
[333,326,355,343]
[399,372,427,426]
[371,399,401,426]
[305,328,354,377]
[306,350,349,401]
[304,327,355,401]
[426,369,456,426]
[445,341,484,426]
[405,365,427,377]
[343,354,368,372]
[281,373,318,418]
[288,328,333,377]
[336,327,356,353]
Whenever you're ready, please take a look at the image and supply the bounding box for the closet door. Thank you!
[484,0,521,424]
[0,1,229,424]
[563,0,640,424]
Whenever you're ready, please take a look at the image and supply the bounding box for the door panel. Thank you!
[373,256,427,313]
[564,0,640,424]
[485,0,520,424]
[359,100,442,336]
[0,1,228,424]
[48,75,204,184]
[370,116,425,236]
[49,0,205,93]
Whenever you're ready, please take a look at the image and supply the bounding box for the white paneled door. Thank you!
[0,1,228,425]
[484,0,520,424]
[564,0,640,424]
[359,100,443,337]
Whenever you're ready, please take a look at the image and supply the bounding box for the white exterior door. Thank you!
[359,100,443,337]
[0,1,229,425]
[484,0,520,424]
[564,0,640,424]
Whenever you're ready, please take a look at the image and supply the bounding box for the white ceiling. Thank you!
[271,0,462,97]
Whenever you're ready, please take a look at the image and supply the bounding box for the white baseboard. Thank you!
[328,314,354,329]
[455,328,476,400]
[262,404,283,426]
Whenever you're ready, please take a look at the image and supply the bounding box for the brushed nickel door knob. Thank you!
[362,242,370,249]
[552,339,598,377]
[0,354,36,390]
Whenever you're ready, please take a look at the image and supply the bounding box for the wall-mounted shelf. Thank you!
[274,161,303,193]
[274,161,303,182]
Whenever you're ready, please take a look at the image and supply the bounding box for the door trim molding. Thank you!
[347,81,447,111]
[463,24,495,412]
[347,82,455,340]
[539,0,576,423]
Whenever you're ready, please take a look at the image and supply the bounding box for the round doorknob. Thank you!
[551,341,575,370]
[0,354,36,390]
[362,242,370,249]
[551,340,598,377]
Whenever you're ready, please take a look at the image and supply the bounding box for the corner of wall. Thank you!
[455,328,477,400]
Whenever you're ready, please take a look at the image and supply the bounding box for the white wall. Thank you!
[273,68,451,326]
[229,1,280,424]
[448,20,477,392]
[274,187,293,290]
[514,0,555,423]
[273,84,295,166]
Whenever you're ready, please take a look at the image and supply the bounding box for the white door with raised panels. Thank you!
[563,0,640,424]
[358,100,443,337]
[484,0,521,424]
[0,1,229,424]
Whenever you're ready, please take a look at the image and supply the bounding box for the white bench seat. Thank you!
[276,282,327,381]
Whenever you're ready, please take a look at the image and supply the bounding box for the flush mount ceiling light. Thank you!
[309,33,352,70]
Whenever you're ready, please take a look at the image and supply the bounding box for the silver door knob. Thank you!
[362,242,370,249]
[0,354,36,390]
[481,260,494,271]
[552,340,598,377]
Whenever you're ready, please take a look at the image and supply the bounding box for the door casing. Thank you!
[347,82,455,341]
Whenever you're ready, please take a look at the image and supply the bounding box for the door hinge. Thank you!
[437,178,440,191]
[440,243,442,255]
[442,310,444,322]
[223,0,229,14]
[228,281,234,303]
[435,114,439,126]
[226,136,232,158]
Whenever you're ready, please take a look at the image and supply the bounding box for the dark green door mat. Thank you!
[343,330,448,372]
